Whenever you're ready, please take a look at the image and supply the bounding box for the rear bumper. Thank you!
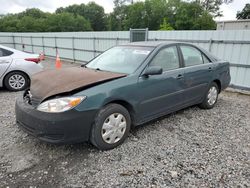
[221,73,231,90]
[15,97,97,144]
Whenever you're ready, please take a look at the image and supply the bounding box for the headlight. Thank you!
[37,96,86,113]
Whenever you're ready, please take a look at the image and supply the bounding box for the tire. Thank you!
[199,82,219,109]
[4,71,29,91]
[90,103,131,150]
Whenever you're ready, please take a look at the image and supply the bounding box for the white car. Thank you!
[0,45,43,91]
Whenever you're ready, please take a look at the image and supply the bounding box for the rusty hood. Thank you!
[30,67,126,103]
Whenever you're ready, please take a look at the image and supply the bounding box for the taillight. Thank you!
[25,58,40,63]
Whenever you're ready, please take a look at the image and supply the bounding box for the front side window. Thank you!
[180,46,203,67]
[86,46,153,74]
[149,46,180,72]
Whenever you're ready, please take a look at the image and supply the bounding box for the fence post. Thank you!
[72,36,75,63]
[12,35,16,49]
[145,28,149,41]
[116,37,118,46]
[21,35,24,51]
[209,38,213,52]
[93,37,96,57]
[42,36,45,54]
[55,36,57,57]
[129,28,132,42]
[31,36,34,53]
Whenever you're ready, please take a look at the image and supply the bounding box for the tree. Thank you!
[159,18,174,30]
[0,11,92,32]
[56,3,107,31]
[144,0,168,30]
[0,0,218,32]
[195,12,216,30]
[109,3,128,30]
[237,4,250,19]
[44,13,92,32]
[175,1,216,30]
[18,8,48,19]
[194,0,233,17]
[84,2,107,31]
[124,2,147,30]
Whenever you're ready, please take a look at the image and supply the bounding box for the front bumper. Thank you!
[15,97,97,144]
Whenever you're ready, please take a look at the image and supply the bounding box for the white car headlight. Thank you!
[37,96,86,113]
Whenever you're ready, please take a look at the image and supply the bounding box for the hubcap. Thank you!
[207,86,218,105]
[101,113,127,144]
[8,74,25,90]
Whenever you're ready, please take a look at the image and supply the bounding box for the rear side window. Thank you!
[180,46,203,67]
[0,48,13,57]
[149,46,180,72]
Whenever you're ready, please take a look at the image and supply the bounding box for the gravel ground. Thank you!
[0,59,249,187]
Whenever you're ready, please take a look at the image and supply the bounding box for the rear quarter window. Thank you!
[0,48,13,57]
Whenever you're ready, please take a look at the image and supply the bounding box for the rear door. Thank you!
[0,48,13,78]
[137,45,185,121]
[179,44,214,104]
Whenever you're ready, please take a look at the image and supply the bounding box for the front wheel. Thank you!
[199,82,219,109]
[90,104,131,150]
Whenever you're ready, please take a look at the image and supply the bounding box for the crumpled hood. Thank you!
[30,67,126,103]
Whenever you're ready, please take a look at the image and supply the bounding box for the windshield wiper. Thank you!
[81,64,87,68]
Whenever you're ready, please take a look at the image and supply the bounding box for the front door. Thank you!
[137,45,185,122]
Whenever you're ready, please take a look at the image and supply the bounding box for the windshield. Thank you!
[86,46,153,74]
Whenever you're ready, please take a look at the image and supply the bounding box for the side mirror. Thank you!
[143,66,163,77]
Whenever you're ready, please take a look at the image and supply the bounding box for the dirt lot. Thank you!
[0,59,249,187]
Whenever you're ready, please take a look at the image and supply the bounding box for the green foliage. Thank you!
[174,1,216,30]
[144,0,168,30]
[159,18,174,30]
[56,2,107,31]
[43,13,92,32]
[0,0,220,32]
[109,0,216,31]
[0,8,92,32]
[124,2,147,30]
[237,3,250,19]
[194,0,233,17]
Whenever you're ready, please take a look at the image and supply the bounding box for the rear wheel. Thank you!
[90,104,131,150]
[199,82,219,109]
[4,71,29,91]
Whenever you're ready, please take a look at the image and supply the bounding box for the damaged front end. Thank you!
[24,66,126,107]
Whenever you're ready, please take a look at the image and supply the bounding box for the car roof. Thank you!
[120,41,218,61]
[122,41,175,47]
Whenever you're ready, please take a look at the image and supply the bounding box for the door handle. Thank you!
[176,74,183,79]
[208,67,212,72]
[0,60,10,64]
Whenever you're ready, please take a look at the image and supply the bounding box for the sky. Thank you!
[0,0,249,21]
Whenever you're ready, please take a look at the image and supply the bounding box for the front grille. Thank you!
[23,89,40,107]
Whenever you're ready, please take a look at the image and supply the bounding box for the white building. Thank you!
[217,19,250,30]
